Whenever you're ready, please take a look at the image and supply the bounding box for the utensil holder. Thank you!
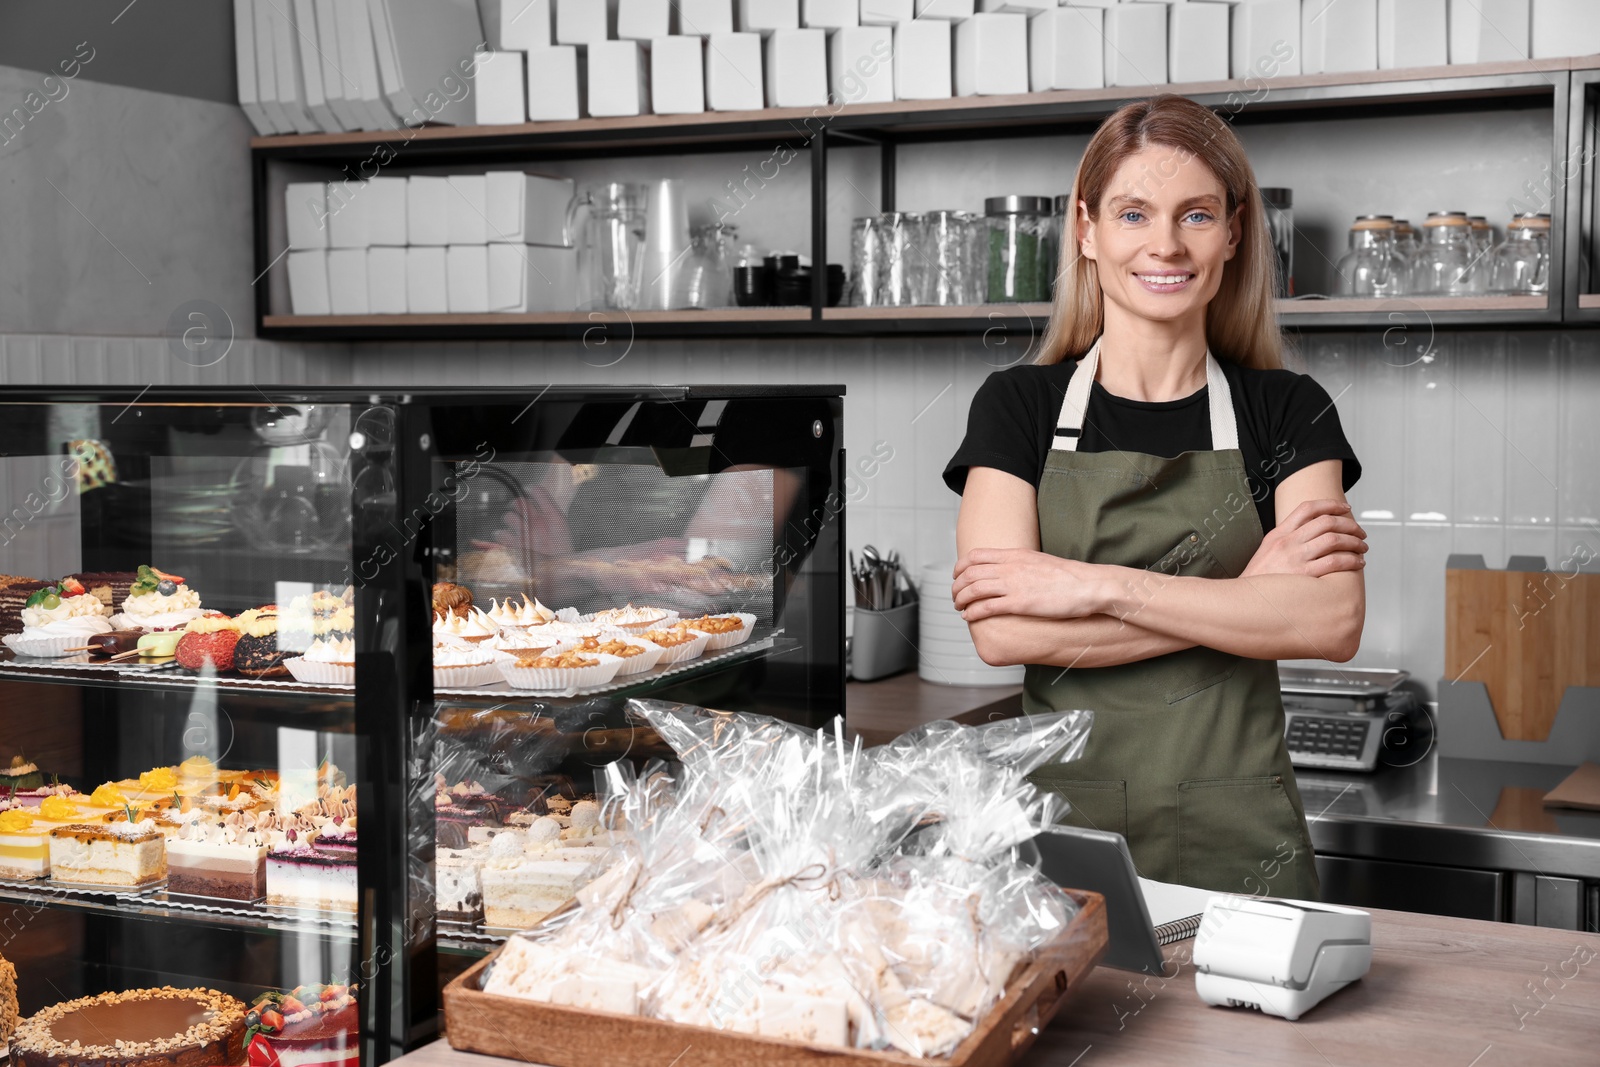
[850,600,918,681]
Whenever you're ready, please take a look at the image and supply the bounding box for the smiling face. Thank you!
[1078,144,1242,327]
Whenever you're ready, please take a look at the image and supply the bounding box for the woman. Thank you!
[944,95,1367,902]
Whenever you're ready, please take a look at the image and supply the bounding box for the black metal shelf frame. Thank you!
[250,65,1580,339]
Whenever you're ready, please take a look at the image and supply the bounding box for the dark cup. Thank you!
[826,264,845,307]
[733,265,770,306]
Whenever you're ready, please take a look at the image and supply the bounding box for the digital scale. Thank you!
[1279,667,1423,773]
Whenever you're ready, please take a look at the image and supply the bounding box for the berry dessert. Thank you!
[243,984,357,1067]
[110,565,205,632]
[2,578,113,658]
[174,613,241,672]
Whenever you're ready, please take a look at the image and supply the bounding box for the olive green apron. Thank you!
[1025,337,1320,901]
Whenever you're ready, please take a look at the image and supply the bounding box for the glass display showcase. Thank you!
[0,385,844,1064]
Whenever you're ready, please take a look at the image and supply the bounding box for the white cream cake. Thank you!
[47,820,167,886]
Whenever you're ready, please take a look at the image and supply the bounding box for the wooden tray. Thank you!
[443,889,1106,1067]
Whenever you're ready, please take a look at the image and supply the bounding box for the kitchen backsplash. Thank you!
[4,326,1595,698]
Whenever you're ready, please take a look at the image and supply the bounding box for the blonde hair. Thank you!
[1038,94,1284,371]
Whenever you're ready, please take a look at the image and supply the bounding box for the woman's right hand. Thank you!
[1240,499,1368,579]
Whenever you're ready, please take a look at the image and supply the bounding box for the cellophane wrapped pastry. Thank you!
[480,699,1093,1058]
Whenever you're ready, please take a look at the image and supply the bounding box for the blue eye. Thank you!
[1186,211,1214,224]
[1119,210,1144,223]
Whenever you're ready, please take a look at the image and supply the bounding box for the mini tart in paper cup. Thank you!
[432,646,503,689]
[283,657,356,686]
[497,652,624,691]
[637,626,711,664]
[679,612,757,651]
[3,633,88,659]
[569,634,665,676]
[582,604,679,633]
[482,634,574,662]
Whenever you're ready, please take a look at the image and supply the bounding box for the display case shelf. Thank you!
[0,878,357,939]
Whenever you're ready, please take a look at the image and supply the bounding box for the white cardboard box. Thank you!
[803,0,858,26]
[327,181,370,249]
[489,244,579,311]
[894,19,951,99]
[485,171,576,245]
[556,0,615,44]
[708,32,766,109]
[367,247,408,313]
[476,49,529,124]
[327,248,370,314]
[1232,0,1301,79]
[447,175,489,245]
[1105,3,1167,87]
[407,246,450,312]
[915,0,973,18]
[286,182,329,250]
[979,0,1051,11]
[740,0,800,33]
[680,0,736,33]
[1032,7,1104,91]
[766,28,828,106]
[1169,1,1229,83]
[619,0,672,39]
[366,177,409,246]
[1531,0,1600,59]
[501,0,554,50]
[527,45,584,119]
[589,40,651,115]
[653,36,708,112]
[1449,0,1528,62]
[830,25,894,103]
[446,245,491,312]
[955,13,1027,96]
[407,176,451,246]
[1378,0,1446,69]
[288,250,331,314]
[860,0,912,23]
[1304,0,1378,74]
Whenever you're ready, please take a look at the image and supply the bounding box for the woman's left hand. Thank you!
[952,548,1110,621]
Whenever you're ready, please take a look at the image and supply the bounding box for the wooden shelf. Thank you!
[250,55,1577,160]
[1578,294,1600,309]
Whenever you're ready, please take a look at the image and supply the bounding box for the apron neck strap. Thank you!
[1053,336,1239,452]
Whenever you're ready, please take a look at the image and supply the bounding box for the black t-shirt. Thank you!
[943,358,1361,534]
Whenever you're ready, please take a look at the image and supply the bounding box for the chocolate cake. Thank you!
[10,986,246,1067]
[62,571,138,614]
[0,577,50,636]
[233,607,289,678]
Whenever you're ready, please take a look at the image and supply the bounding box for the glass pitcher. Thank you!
[1411,211,1483,296]
[565,182,649,311]
[1487,213,1551,295]
[1334,215,1408,297]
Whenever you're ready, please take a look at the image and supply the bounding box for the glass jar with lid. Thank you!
[985,196,1055,303]
[1486,213,1551,295]
[1392,219,1420,266]
[1411,211,1484,296]
[1334,215,1408,297]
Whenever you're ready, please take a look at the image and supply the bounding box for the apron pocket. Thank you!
[1027,772,1128,837]
[1177,775,1314,896]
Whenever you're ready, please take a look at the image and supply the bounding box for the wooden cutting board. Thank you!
[1445,565,1600,742]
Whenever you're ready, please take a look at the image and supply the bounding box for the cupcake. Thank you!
[109,565,205,632]
[1,578,114,657]
[485,595,558,631]
[434,607,498,645]
[432,644,501,689]
[0,757,43,792]
[174,613,241,672]
[232,606,290,678]
[285,636,356,685]
[586,603,676,632]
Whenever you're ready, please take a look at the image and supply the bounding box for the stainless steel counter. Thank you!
[1297,750,1600,926]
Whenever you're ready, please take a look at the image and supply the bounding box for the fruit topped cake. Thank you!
[2,579,114,657]
[10,986,247,1067]
[0,757,42,792]
[110,566,204,632]
[243,984,357,1067]
[0,576,51,636]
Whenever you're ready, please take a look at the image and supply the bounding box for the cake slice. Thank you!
[437,846,488,922]
[266,845,356,913]
[167,815,270,901]
[0,808,50,880]
[47,821,167,886]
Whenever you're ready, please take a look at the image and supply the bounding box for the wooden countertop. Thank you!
[845,670,1024,747]
[412,907,1598,1067]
